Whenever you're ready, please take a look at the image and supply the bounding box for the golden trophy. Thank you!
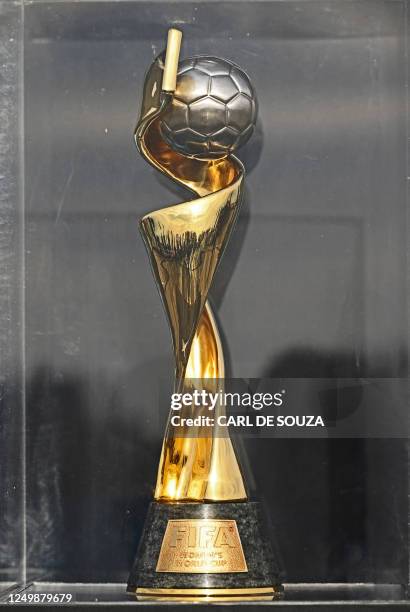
[127,29,282,602]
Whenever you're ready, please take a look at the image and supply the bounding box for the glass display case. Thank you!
[0,0,408,608]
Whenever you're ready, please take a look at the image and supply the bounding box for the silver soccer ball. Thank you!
[159,56,257,159]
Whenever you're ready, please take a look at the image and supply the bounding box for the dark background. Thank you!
[3,0,407,586]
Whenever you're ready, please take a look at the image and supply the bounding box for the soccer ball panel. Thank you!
[189,97,226,135]
[194,57,231,76]
[236,123,255,149]
[227,94,254,132]
[210,127,238,152]
[161,99,188,132]
[177,59,196,75]
[209,75,239,102]
[174,70,210,104]
[230,67,253,98]
[172,128,209,156]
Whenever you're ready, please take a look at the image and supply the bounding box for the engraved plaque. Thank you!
[156,519,248,573]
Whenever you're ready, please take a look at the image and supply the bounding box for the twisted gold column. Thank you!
[135,30,247,502]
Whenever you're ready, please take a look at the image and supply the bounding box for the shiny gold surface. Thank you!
[135,586,282,602]
[162,28,182,92]
[136,30,247,502]
[156,519,247,573]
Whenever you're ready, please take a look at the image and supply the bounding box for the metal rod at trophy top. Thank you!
[162,28,182,92]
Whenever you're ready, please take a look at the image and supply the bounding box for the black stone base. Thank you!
[127,501,283,601]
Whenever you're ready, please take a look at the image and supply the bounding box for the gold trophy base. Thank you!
[133,585,283,602]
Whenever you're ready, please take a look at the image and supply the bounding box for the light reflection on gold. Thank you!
[135,586,284,602]
[136,42,247,502]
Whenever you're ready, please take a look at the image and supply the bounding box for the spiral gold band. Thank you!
[135,32,247,503]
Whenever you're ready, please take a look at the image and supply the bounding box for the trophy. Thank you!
[127,29,282,602]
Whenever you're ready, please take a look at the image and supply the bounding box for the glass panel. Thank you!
[0,0,24,588]
[18,0,410,594]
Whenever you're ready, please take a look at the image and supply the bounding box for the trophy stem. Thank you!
[154,301,247,502]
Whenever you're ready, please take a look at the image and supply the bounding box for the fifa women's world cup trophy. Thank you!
[127,29,283,602]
